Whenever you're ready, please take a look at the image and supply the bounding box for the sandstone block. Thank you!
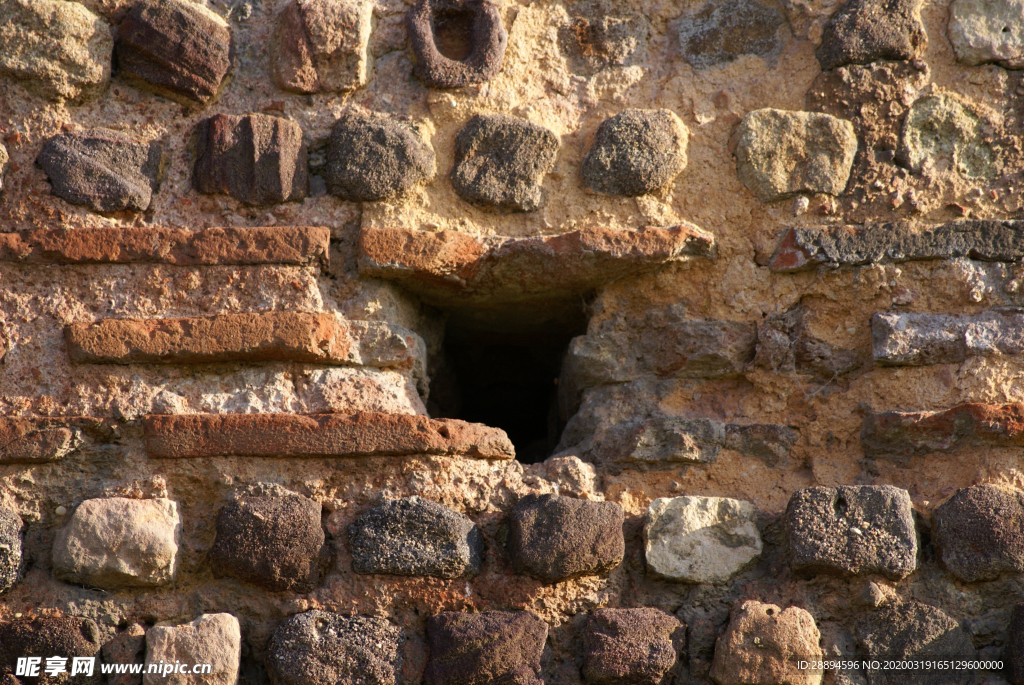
[582,608,683,685]
[0,0,112,102]
[349,496,481,578]
[862,403,1024,458]
[507,494,624,583]
[52,497,180,589]
[710,600,823,685]
[0,418,81,463]
[0,507,22,594]
[424,611,546,685]
[644,496,762,583]
[144,614,240,685]
[871,309,1024,367]
[786,485,917,579]
[582,109,688,197]
[452,114,559,212]
[407,0,507,88]
[37,129,162,213]
[735,109,857,202]
[0,617,102,682]
[102,623,146,685]
[116,0,232,104]
[193,113,308,206]
[271,0,374,94]
[677,0,786,70]
[559,0,649,75]
[816,0,925,71]
[933,484,1024,582]
[949,0,1024,69]
[899,94,997,178]
[267,611,403,685]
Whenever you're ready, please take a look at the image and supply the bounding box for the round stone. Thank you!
[582,109,688,197]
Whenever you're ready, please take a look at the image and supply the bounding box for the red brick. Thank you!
[862,403,1024,458]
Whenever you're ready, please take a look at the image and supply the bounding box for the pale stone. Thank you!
[52,497,180,589]
[272,0,374,94]
[644,496,762,583]
[710,600,823,685]
[899,94,998,178]
[144,613,241,685]
[949,0,1024,69]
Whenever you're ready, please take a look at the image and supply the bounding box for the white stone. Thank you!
[144,613,241,685]
[52,497,180,589]
[949,0,1024,69]
[644,496,762,583]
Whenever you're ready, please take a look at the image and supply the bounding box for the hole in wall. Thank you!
[433,8,476,61]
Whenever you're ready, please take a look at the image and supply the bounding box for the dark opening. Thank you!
[433,9,476,61]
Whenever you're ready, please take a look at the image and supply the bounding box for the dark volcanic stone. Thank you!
[933,484,1024,582]
[559,0,650,75]
[507,493,624,582]
[407,0,507,88]
[1008,604,1024,685]
[208,493,328,592]
[0,616,102,683]
[326,112,436,202]
[424,611,547,685]
[266,611,403,685]
[582,608,684,685]
[0,507,22,594]
[677,0,786,70]
[815,0,926,71]
[193,113,309,206]
[37,129,162,213]
[582,109,687,197]
[787,485,917,579]
[451,114,559,212]
[116,0,233,104]
[348,496,482,578]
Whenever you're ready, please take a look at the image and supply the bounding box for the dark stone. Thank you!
[507,493,624,582]
[424,611,547,685]
[407,0,507,88]
[451,114,559,212]
[326,112,436,202]
[0,617,102,684]
[933,484,1024,582]
[1008,604,1024,685]
[116,0,233,104]
[872,309,1024,367]
[582,608,684,685]
[266,611,403,685]
[208,493,329,593]
[862,403,1024,460]
[677,0,786,70]
[582,109,687,197]
[37,129,162,213]
[559,0,650,75]
[348,496,482,578]
[753,304,861,378]
[193,113,309,206]
[101,623,145,685]
[0,507,21,594]
[724,423,799,467]
[787,485,917,579]
[816,0,926,71]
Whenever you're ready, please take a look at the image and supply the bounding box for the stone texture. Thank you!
[424,611,546,685]
[644,496,762,583]
[899,94,997,178]
[0,143,8,193]
[116,0,233,105]
[559,0,650,75]
[52,497,180,589]
[735,109,857,202]
[871,309,1024,367]
[582,109,688,197]
[271,0,374,94]
[753,305,860,378]
[326,112,436,202]
[582,608,684,685]
[786,485,917,579]
[815,0,926,71]
[710,601,823,685]
[0,507,22,594]
[0,617,102,682]
[209,493,328,592]
[37,129,162,213]
[102,623,146,685]
[933,484,1024,582]
[451,114,559,212]
[266,611,403,685]
[407,0,508,88]
[676,0,786,70]
[348,496,481,578]
[0,418,81,463]
[144,614,240,685]
[0,0,112,102]
[507,494,624,582]
[193,113,309,206]
[144,412,515,460]
[1008,604,1024,685]
[949,0,1024,69]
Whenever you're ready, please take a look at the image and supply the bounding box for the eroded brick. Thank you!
[862,403,1024,459]
[0,418,82,463]
[872,309,1024,367]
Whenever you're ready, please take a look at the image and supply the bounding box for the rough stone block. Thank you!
[102,623,146,685]
[116,0,233,105]
[559,0,649,75]
[349,496,481,578]
[753,305,860,378]
[0,418,81,463]
[37,129,163,213]
[723,423,800,467]
[816,0,926,71]
[0,507,22,594]
[209,493,328,592]
[407,0,507,88]
[424,611,546,685]
[193,113,308,206]
[267,611,403,685]
[0,617,102,682]
[899,94,997,179]
[0,0,112,102]
[735,109,857,202]
[144,614,240,685]
[949,0,1024,69]
[677,0,786,70]
[933,484,1024,582]
[644,496,762,583]
[862,403,1024,458]
[52,497,180,589]
[710,601,823,685]
[507,494,624,582]
[451,114,559,212]
[582,109,688,197]
[786,485,917,579]
[582,608,684,685]
[871,309,1024,367]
